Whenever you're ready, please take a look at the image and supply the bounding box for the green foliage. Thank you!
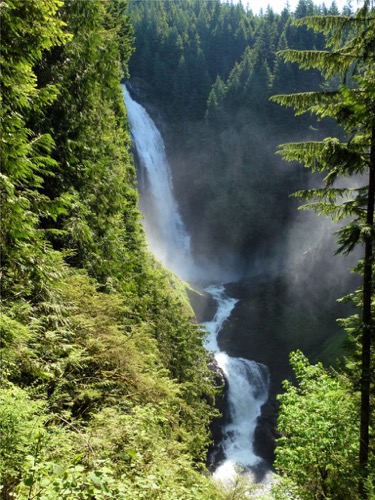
[128,0,336,268]
[18,460,128,500]
[0,1,223,498]
[273,351,360,499]
[128,0,256,120]
[5,1,372,498]
[0,386,46,498]
[0,0,70,301]
[272,3,375,496]
[0,268,222,498]
[128,0,327,121]
[0,314,33,384]
[32,0,143,286]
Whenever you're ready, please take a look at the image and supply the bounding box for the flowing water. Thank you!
[203,286,269,484]
[122,85,270,485]
[123,85,195,280]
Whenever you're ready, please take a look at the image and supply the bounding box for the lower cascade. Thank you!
[122,86,270,484]
[203,286,269,483]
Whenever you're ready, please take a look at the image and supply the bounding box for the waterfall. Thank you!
[123,85,195,280]
[203,286,269,484]
[122,86,269,486]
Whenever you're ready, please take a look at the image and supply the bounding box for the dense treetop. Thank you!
[128,0,347,122]
[126,0,347,269]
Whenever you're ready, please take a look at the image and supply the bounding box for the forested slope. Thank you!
[0,1,224,498]
[126,0,361,377]
[2,0,374,498]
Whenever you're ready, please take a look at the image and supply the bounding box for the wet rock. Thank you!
[186,286,217,323]
[254,396,278,467]
[206,357,229,471]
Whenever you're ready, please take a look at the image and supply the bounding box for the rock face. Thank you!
[206,357,229,471]
[207,368,277,473]
[206,365,277,475]
[186,287,217,323]
[189,278,279,471]
[254,397,278,467]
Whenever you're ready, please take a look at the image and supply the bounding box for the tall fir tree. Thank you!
[271,1,375,495]
[0,0,69,300]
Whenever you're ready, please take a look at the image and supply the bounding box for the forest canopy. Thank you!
[126,0,347,272]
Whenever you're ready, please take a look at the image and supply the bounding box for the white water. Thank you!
[122,86,269,485]
[123,85,196,280]
[203,286,269,484]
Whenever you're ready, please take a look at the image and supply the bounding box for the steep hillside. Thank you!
[0,1,225,498]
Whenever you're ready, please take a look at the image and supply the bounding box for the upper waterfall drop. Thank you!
[122,85,196,281]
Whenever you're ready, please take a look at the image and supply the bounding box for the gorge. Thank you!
[124,85,276,484]
[3,1,373,497]
[123,80,359,485]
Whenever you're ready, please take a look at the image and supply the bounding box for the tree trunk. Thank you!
[359,125,375,498]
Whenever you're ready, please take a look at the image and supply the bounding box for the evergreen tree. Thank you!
[0,0,69,300]
[34,0,142,287]
[205,76,227,125]
[271,2,375,495]
[0,2,223,498]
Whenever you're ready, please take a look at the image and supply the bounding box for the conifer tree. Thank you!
[34,0,141,286]
[0,3,222,497]
[205,76,226,124]
[271,2,375,496]
[0,0,69,300]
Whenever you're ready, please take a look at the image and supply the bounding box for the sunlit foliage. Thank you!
[0,1,223,498]
[272,2,375,496]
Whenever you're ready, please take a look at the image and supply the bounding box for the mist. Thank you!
[125,78,364,477]
[124,54,367,388]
